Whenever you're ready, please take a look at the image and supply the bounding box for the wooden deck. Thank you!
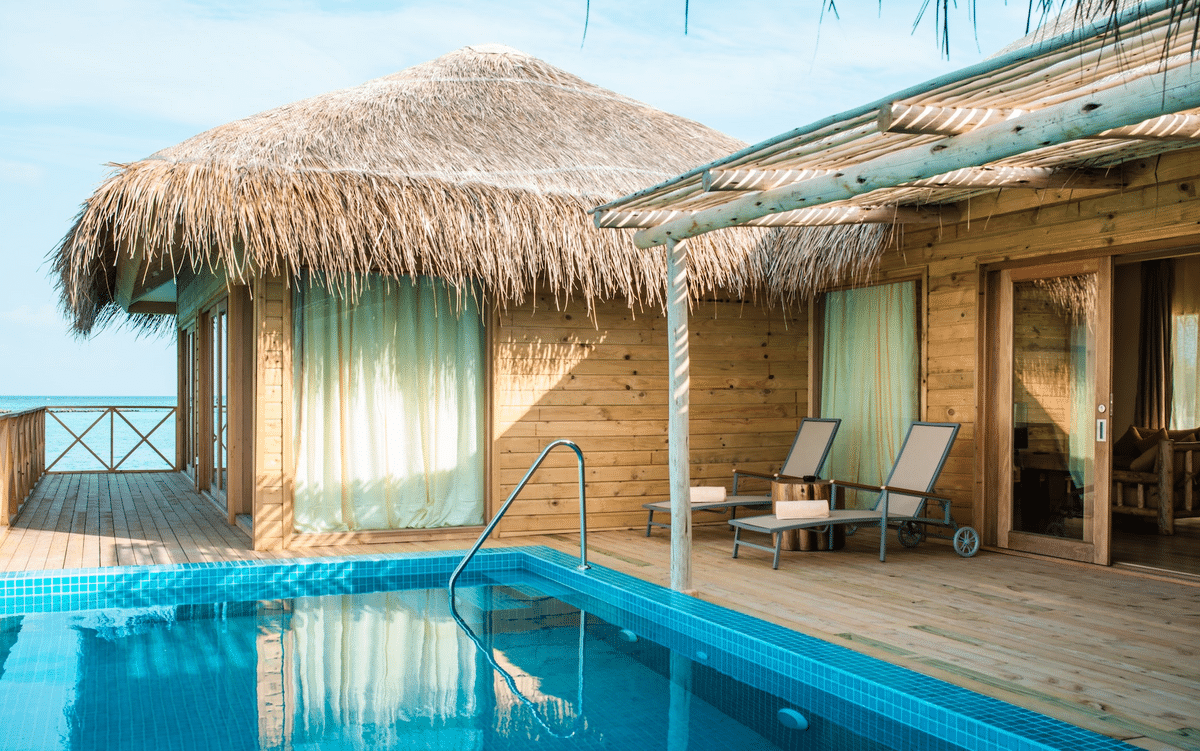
[2,473,1199,751]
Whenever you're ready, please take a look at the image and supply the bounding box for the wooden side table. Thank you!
[771,479,842,551]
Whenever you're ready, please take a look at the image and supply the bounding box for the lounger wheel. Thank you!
[897,522,925,548]
[953,526,980,558]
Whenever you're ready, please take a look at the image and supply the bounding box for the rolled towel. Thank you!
[689,486,727,504]
[775,499,829,519]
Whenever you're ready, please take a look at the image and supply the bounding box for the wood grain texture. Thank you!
[492,292,809,536]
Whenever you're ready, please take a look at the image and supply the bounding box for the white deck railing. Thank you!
[43,406,178,474]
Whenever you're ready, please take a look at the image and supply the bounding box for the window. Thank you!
[1172,256,1200,430]
[292,276,486,532]
[820,281,920,505]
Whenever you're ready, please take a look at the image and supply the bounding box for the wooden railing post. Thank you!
[0,408,47,526]
[1,415,11,525]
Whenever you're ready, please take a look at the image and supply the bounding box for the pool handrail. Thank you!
[447,597,587,739]
[448,438,589,594]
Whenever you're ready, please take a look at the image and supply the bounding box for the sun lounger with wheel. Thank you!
[730,421,979,568]
[642,417,841,536]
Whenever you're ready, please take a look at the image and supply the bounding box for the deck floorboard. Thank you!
[0,472,1197,751]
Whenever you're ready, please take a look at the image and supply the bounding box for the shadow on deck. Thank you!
[0,472,251,570]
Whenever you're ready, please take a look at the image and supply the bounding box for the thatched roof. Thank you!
[54,44,885,334]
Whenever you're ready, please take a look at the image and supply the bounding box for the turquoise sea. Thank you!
[0,395,177,472]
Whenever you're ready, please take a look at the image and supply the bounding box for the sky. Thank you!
[0,0,1040,397]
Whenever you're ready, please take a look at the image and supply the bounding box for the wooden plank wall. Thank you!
[492,292,809,535]
[884,146,1200,535]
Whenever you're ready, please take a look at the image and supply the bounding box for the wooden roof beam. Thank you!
[878,104,1018,134]
[751,204,960,226]
[633,64,1200,248]
[596,204,958,229]
[905,165,1124,190]
[702,168,832,192]
[879,103,1200,141]
[1104,112,1200,140]
[704,165,1124,192]
[594,208,690,229]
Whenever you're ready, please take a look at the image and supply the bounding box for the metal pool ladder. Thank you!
[448,438,589,595]
[446,439,591,740]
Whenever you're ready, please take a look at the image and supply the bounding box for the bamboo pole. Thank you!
[666,237,693,593]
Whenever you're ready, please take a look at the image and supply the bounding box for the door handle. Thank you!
[1096,418,1107,442]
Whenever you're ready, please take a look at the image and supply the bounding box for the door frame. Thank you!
[989,257,1113,565]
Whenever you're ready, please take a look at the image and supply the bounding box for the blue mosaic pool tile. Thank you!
[0,546,1136,751]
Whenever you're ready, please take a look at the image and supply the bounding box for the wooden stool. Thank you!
[771,480,841,551]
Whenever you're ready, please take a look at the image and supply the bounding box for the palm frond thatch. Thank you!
[54,44,886,334]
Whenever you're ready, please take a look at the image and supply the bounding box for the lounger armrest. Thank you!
[770,473,812,484]
[830,479,885,492]
[733,469,778,494]
[733,469,778,482]
[880,485,951,502]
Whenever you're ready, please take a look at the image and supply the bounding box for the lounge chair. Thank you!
[730,421,979,568]
[643,417,841,536]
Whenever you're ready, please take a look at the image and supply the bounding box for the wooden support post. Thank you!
[1,417,10,526]
[176,328,187,471]
[1159,439,1174,535]
[666,237,692,593]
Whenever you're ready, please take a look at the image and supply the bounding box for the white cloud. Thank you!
[0,304,60,328]
[0,158,43,186]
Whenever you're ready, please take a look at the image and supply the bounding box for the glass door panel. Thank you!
[181,326,198,480]
[998,260,1111,564]
[1011,276,1095,540]
[210,302,228,506]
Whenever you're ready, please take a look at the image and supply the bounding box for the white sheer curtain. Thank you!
[285,590,482,750]
[1068,320,1095,489]
[293,276,485,532]
[821,281,919,507]
[1172,256,1200,430]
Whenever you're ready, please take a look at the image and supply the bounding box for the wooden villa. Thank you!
[50,45,883,552]
[594,0,1200,582]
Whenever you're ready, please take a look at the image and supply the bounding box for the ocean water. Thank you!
[0,396,177,472]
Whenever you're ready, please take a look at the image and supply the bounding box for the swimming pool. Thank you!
[0,547,1134,750]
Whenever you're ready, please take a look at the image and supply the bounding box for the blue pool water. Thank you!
[0,548,1135,751]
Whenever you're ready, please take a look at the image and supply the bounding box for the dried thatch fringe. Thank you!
[53,45,888,334]
[1032,274,1097,326]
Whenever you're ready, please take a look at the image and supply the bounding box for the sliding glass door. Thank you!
[997,259,1112,564]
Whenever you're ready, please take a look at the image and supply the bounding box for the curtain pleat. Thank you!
[1172,256,1200,430]
[286,591,482,750]
[1068,320,1094,489]
[1136,260,1173,430]
[293,276,486,532]
[821,281,919,507]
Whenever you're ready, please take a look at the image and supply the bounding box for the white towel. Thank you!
[775,499,829,519]
[689,486,727,504]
